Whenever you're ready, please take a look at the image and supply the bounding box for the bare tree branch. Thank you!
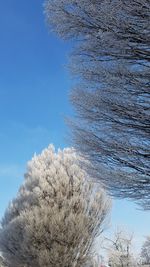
[45,0,150,209]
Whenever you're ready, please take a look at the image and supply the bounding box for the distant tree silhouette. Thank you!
[141,236,150,265]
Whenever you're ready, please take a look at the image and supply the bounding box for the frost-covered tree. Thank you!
[141,236,150,265]
[87,255,104,267]
[0,256,5,267]
[106,230,137,267]
[0,145,110,267]
[45,0,150,209]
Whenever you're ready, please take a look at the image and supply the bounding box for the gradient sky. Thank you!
[0,0,149,257]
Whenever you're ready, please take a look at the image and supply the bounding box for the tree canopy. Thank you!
[141,236,150,265]
[45,0,150,209]
[0,145,110,267]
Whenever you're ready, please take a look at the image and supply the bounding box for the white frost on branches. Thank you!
[0,145,110,267]
[106,230,138,267]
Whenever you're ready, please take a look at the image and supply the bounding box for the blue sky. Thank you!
[0,0,149,256]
